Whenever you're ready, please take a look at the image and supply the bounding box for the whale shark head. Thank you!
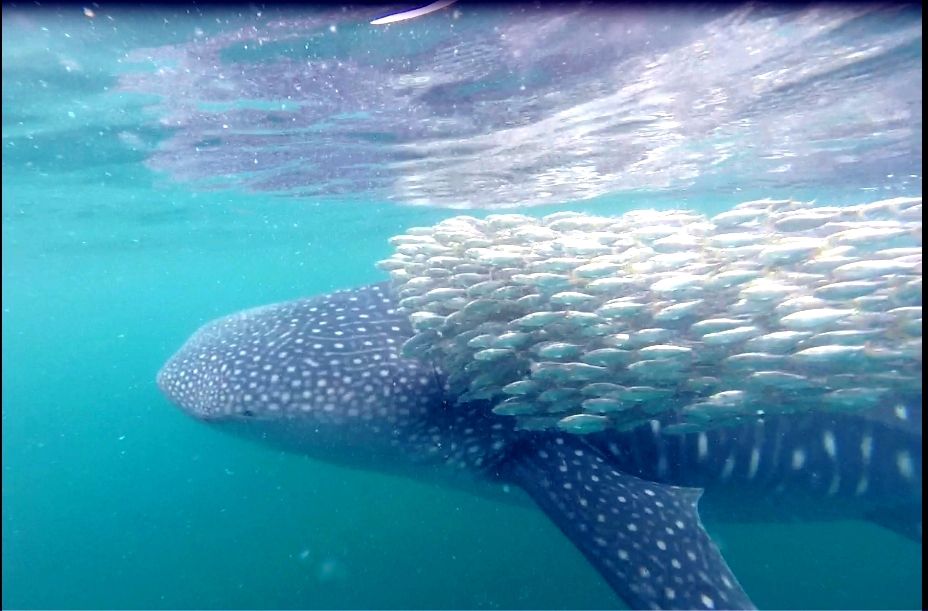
[157,283,448,462]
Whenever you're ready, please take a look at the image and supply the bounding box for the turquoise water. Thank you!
[2,5,922,610]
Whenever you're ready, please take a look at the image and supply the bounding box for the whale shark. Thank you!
[157,281,921,610]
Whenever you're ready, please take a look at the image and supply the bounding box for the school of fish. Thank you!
[377,197,922,435]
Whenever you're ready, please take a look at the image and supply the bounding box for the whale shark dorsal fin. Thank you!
[501,435,755,610]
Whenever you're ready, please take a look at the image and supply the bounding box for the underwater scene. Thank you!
[1,3,922,610]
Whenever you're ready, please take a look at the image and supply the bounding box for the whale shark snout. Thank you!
[156,302,293,420]
[156,283,459,466]
[156,283,441,428]
[157,350,222,420]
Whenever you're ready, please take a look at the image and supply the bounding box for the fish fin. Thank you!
[500,435,755,610]
[866,504,923,542]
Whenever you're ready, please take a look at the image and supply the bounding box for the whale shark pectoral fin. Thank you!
[866,504,923,542]
[501,436,755,610]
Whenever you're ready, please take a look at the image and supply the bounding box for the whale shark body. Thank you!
[158,282,921,610]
